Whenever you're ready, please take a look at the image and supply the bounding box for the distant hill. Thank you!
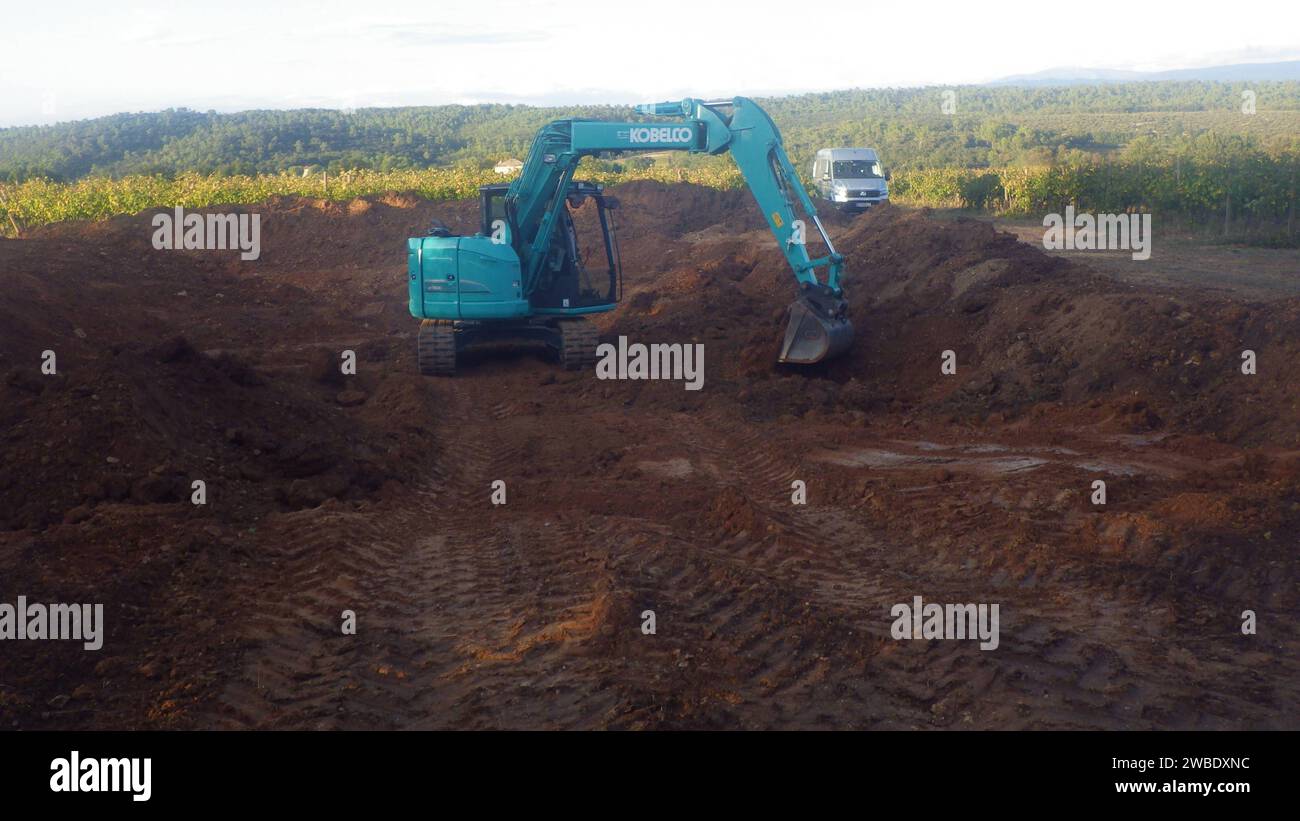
[2,81,1299,182]
[991,60,1300,86]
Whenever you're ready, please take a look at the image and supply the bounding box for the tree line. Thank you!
[2,82,1298,182]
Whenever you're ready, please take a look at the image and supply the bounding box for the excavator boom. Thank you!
[508,97,853,364]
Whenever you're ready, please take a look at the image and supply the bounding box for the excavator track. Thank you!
[557,318,599,370]
[417,319,457,376]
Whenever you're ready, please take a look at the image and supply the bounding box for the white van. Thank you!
[812,148,890,211]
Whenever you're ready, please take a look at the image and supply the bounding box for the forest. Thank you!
[3,81,1298,180]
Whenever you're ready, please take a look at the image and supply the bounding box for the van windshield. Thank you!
[832,160,883,179]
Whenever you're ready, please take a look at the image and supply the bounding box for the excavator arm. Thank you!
[504,97,853,364]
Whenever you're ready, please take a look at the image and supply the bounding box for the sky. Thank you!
[1,0,1298,127]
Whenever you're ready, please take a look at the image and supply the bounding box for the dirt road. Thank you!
[979,215,1300,300]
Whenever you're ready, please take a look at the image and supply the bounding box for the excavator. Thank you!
[406,96,853,375]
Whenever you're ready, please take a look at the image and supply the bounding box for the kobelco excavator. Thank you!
[406,97,852,375]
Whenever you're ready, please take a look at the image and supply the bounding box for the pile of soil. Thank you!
[601,193,1299,446]
[0,203,448,531]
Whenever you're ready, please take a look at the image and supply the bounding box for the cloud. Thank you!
[120,23,240,50]
[362,22,548,48]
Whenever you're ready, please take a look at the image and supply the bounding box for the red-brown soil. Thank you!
[1,183,1296,729]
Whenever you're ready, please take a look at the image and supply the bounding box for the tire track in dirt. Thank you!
[689,410,1087,726]
[593,405,909,726]
[203,368,1298,730]
[687,406,897,619]
[206,374,637,729]
[656,403,1290,728]
[686,412,1087,726]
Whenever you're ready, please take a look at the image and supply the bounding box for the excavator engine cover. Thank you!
[779,284,853,364]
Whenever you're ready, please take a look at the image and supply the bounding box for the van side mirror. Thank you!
[885,171,892,182]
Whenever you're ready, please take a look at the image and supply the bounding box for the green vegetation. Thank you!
[1,82,1298,242]
[0,166,735,231]
[4,82,1299,181]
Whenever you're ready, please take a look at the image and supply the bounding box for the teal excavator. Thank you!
[406,97,852,375]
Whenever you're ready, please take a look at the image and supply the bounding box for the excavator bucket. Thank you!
[778,294,854,364]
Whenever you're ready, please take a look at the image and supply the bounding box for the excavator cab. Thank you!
[479,181,622,313]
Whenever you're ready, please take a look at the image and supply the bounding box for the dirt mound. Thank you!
[606,180,769,239]
[0,336,382,530]
[600,196,1299,446]
[19,194,475,276]
[825,207,1299,444]
[0,201,449,531]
